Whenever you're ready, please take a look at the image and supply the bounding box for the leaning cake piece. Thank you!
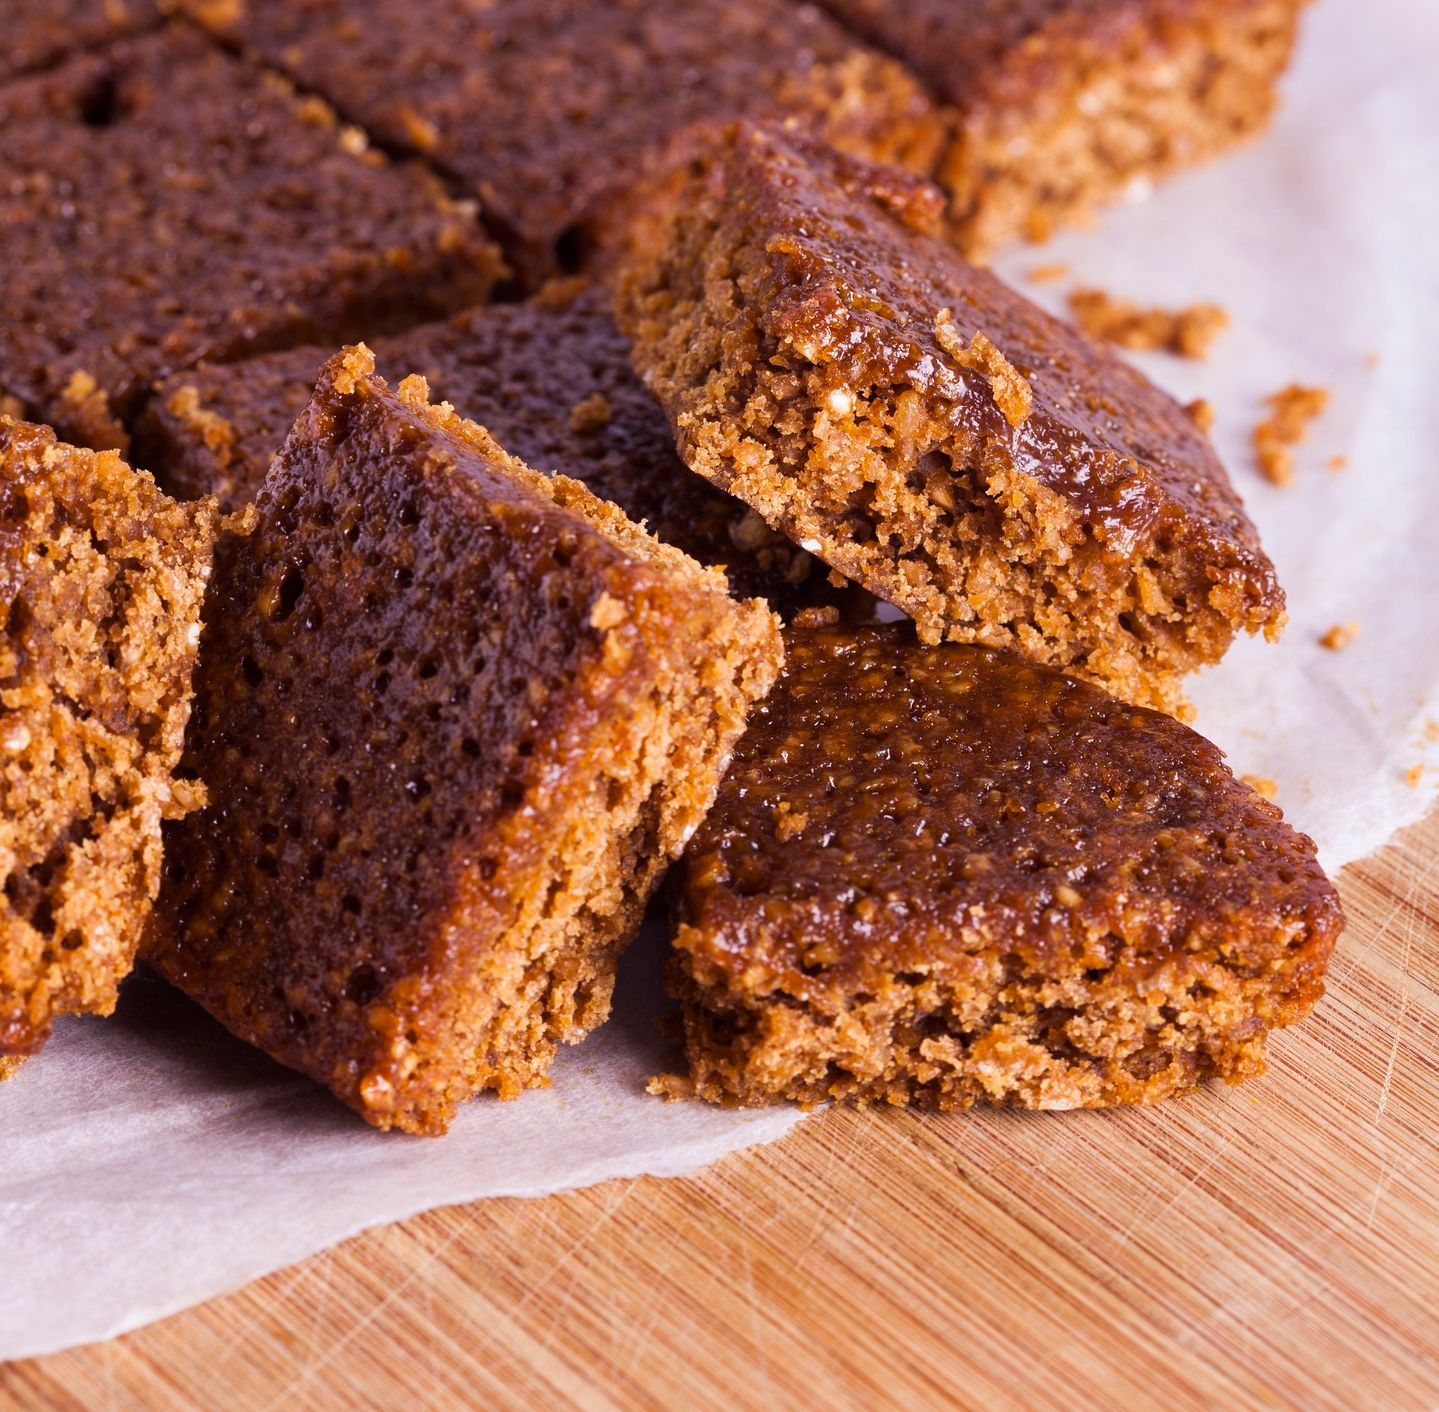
[818,0,1310,256]
[0,417,217,1058]
[146,347,782,1135]
[617,124,1283,713]
[135,282,821,606]
[0,23,502,449]
[667,616,1342,1111]
[176,0,943,282]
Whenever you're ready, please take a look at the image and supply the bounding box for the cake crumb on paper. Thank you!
[646,1073,696,1101]
[1242,774,1279,802]
[1406,765,1424,788]
[1184,398,1215,434]
[1319,621,1359,652]
[1254,383,1330,485]
[1027,263,1069,283]
[1068,288,1230,359]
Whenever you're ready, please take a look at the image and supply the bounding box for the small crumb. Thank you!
[1407,765,1425,788]
[1027,262,1069,284]
[1319,621,1359,652]
[397,104,440,152]
[646,1073,696,1101]
[589,592,627,631]
[61,368,105,411]
[224,501,261,537]
[1326,454,1347,471]
[1184,398,1215,435]
[824,387,855,419]
[294,94,336,130]
[935,312,1033,426]
[1068,288,1229,359]
[792,605,841,630]
[1,721,31,754]
[1254,384,1329,486]
[182,0,241,26]
[1241,774,1278,802]
[1364,351,1382,369]
[568,391,612,432]
[166,384,239,460]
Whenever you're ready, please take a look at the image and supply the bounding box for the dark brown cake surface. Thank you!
[137,284,820,604]
[1,0,161,81]
[672,619,1342,1109]
[0,23,502,449]
[819,0,1309,254]
[179,0,942,279]
[0,417,216,1055]
[146,346,782,1135]
[617,124,1284,711]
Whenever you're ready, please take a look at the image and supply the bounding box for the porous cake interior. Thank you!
[416,599,774,1127]
[673,918,1330,1111]
[942,0,1307,255]
[0,419,212,1052]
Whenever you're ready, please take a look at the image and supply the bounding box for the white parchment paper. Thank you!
[3,0,1436,1360]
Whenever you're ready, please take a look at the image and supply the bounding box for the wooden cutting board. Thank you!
[3,808,1437,1411]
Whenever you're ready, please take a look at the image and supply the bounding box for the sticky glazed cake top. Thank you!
[682,621,1340,990]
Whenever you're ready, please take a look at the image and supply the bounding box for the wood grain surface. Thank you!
[3,808,1436,1412]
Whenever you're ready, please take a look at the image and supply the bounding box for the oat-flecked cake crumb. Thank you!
[146,346,782,1135]
[1,416,216,1058]
[1069,288,1230,359]
[1254,384,1330,485]
[935,314,1033,426]
[1319,621,1359,652]
[670,622,1343,1111]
